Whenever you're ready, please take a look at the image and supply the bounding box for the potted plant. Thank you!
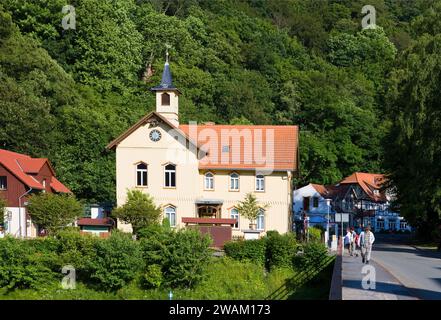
[236,193,269,230]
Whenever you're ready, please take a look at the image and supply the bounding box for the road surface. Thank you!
[372,235,441,300]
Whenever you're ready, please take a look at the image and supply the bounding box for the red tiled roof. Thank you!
[179,124,298,171]
[51,176,72,193]
[340,172,387,202]
[182,217,237,225]
[77,217,114,227]
[0,149,71,193]
[311,184,329,197]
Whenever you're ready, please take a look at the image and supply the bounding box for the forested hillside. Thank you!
[0,0,437,207]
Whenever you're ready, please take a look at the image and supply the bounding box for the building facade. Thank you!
[293,172,411,234]
[0,149,71,237]
[107,56,299,238]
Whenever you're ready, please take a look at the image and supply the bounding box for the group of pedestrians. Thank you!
[344,225,375,264]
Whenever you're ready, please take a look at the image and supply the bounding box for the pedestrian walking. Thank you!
[344,228,352,255]
[358,225,375,264]
[350,227,357,257]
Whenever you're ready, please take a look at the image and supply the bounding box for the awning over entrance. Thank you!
[195,199,224,205]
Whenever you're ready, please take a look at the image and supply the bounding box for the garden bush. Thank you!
[89,232,144,291]
[161,229,212,288]
[0,237,56,289]
[142,264,163,289]
[308,226,323,242]
[224,238,267,265]
[293,242,328,270]
[265,231,299,270]
[55,228,98,281]
[140,227,212,289]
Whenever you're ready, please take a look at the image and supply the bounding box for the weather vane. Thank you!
[165,44,171,63]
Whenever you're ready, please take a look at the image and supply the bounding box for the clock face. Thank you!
[149,129,162,142]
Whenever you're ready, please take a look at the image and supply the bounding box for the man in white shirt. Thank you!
[357,225,375,264]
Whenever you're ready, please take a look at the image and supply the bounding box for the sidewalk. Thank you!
[341,250,418,300]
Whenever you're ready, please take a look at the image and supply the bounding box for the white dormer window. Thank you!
[161,93,170,106]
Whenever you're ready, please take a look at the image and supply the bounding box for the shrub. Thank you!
[265,231,299,270]
[293,242,328,270]
[89,232,144,291]
[0,237,56,289]
[162,229,212,288]
[112,190,161,236]
[27,193,83,235]
[140,227,212,288]
[55,228,98,281]
[142,264,163,289]
[224,238,267,265]
[308,226,322,242]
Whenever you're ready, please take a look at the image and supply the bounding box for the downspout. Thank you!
[18,187,33,238]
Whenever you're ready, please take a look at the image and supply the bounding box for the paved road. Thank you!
[372,235,441,300]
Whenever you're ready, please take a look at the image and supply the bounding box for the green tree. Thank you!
[27,193,82,235]
[384,33,441,247]
[236,193,269,229]
[113,190,161,236]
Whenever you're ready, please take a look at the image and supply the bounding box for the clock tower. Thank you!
[151,50,180,127]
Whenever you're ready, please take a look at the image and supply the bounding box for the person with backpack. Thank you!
[357,225,375,264]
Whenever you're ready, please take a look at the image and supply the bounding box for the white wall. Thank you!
[4,207,27,237]
[293,184,332,215]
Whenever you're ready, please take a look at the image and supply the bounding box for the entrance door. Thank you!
[197,205,222,219]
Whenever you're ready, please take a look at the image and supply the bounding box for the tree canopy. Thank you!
[1,0,440,240]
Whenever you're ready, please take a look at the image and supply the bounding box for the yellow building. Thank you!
[107,55,299,239]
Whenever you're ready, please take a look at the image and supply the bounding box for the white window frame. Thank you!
[0,176,6,190]
[229,172,239,191]
[230,208,240,229]
[255,174,265,192]
[164,164,176,188]
[257,209,265,231]
[136,163,148,187]
[164,206,176,227]
[204,172,214,190]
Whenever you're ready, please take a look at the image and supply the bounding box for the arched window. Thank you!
[255,174,265,191]
[257,208,265,230]
[230,208,239,229]
[204,172,214,190]
[161,93,170,106]
[164,164,176,187]
[229,173,239,191]
[136,163,148,186]
[164,206,176,227]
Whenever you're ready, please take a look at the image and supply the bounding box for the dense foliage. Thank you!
[0,229,331,300]
[1,1,440,240]
[112,190,161,236]
[27,193,83,235]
